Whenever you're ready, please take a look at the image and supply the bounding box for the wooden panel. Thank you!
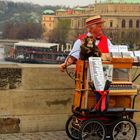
[103,58,134,69]
[73,91,88,110]
[110,89,137,96]
[75,60,85,90]
[108,96,132,108]
[75,89,137,96]
[73,92,132,111]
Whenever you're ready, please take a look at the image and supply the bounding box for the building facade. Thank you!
[42,0,140,45]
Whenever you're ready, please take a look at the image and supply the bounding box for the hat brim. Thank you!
[86,20,105,28]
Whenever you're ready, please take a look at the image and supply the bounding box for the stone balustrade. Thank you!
[0,63,140,133]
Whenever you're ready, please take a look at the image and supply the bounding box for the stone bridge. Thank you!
[0,63,140,133]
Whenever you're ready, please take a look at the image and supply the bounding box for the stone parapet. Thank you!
[0,64,75,133]
[0,63,139,133]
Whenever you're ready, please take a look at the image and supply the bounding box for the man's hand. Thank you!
[101,53,110,61]
[60,63,66,72]
[60,55,77,72]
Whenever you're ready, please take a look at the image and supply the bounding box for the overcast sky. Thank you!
[10,0,97,7]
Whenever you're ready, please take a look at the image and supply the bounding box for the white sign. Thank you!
[118,45,128,52]
[134,51,140,57]
[89,57,105,91]
[109,45,119,52]
[103,64,113,82]
[128,51,134,57]
[109,45,128,52]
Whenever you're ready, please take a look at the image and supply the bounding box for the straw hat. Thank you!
[86,15,105,27]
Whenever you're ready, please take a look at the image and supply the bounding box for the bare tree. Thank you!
[104,29,140,49]
[3,21,42,39]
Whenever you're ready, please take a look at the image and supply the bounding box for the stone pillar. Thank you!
[66,44,72,51]
[61,45,64,52]
[66,44,69,51]
[69,44,72,51]
[57,45,59,52]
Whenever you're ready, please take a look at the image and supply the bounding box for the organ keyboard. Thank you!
[109,82,137,96]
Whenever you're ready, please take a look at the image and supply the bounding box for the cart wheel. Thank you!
[79,119,107,140]
[65,115,79,140]
[111,119,137,140]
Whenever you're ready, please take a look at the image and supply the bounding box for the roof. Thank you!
[105,0,140,3]
[43,9,55,15]
[56,9,66,12]
[14,42,59,48]
[74,7,85,11]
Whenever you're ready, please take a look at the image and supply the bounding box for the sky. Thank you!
[10,0,97,7]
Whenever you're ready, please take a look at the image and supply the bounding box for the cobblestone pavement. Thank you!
[0,131,69,140]
[0,125,139,140]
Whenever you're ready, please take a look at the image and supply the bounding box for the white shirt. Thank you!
[69,38,113,59]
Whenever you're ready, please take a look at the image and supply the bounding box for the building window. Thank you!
[136,20,139,28]
[76,20,79,28]
[82,20,84,28]
[121,31,125,38]
[109,32,113,40]
[71,20,73,28]
[136,32,139,38]
[122,19,126,28]
[110,21,113,27]
[129,19,133,28]
[79,19,83,28]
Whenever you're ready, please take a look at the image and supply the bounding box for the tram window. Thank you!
[56,55,65,61]
[42,55,46,58]
[113,69,129,81]
[31,54,34,59]
[39,54,41,58]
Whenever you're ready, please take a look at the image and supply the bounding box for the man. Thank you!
[60,15,113,72]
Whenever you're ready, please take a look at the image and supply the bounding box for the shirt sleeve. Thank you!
[107,39,114,52]
[69,39,81,59]
[107,39,113,47]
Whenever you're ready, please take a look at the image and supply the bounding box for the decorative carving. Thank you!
[0,118,20,133]
[0,68,22,89]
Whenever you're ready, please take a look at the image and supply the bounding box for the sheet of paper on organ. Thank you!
[89,57,105,91]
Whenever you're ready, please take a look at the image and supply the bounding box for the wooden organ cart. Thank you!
[65,57,139,140]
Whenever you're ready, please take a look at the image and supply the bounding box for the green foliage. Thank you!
[49,19,71,44]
